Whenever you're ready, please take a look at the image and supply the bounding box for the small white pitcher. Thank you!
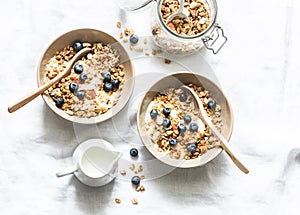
[56,138,122,187]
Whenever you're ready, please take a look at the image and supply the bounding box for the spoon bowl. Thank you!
[165,0,189,24]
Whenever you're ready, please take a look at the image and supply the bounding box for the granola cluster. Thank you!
[161,0,210,36]
[44,42,125,118]
[146,84,223,160]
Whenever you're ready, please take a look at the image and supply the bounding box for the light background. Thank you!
[1,0,300,214]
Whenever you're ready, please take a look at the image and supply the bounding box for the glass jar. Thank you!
[151,0,227,55]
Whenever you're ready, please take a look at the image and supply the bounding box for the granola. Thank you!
[145,84,223,160]
[43,42,125,118]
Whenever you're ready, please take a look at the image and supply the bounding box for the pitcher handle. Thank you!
[56,165,78,177]
[202,23,227,54]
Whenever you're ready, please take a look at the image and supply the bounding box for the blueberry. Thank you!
[76,90,85,100]
[162,118,171,128]
[129,34,139,44]
[79,73,88,83]
[162,107,171,117]
[55,97,64,108]
[177,124,186,133]
[189,123,199,132]
[130,148,139,157]
[69,82,79,93]
[102,72,111,83]
[183,115,192,124]
[186,142,197,153]
[179,93,187,102]
[150,109,158,120]
[169,138,177,146]
[131,176,141,185]
[207,100,216,110]
[111,79,120,90]
[103,82,113,92]
[74,64,84,74]
[72,41,83,52]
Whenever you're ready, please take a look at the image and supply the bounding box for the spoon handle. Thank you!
[8,47,91,113]
[7,71,67,113]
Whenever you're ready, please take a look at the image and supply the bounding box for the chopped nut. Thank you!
[115,198,121,204]
[123,38,128,43]
[136,185,145,192]
[116,21,122,29]
[129,164,135,171]
[140,175,145,180]
[164,59,171,64]
[120,170,126,175]
[131,198,139,205]
[119,32,124,39]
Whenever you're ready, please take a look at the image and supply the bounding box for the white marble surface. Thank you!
[1,0,300,214]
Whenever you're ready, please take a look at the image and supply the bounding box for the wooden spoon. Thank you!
[8,47,92,113]
[181,85,249,174]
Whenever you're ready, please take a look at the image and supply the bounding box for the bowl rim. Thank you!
[136,71,234,168]
[37,28,135,124]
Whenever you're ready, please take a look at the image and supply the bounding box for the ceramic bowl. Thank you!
[137,71,233,168]
[37,28,134,124]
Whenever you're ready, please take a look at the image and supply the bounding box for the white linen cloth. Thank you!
[1,0,300,214]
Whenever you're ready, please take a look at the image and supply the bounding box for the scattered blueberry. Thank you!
[162,107,171,117]
[189,123,199,132]
[111,79,120,90]
[179,93,187,102]
[162,118,171,128]
[74,64,84,74]
[72,41,83,52]
[169,138,177,146]
[150,109,158,120]
[130,148,139,157]
[186,142,197,153]
[129,34,139,44]
[69,82,79,93]
[76,90,85,100]
[177,124,187,133]
[131,176,141,185]
[103,82,113,92]
[55,97,64,108]
[207,100,216,110]
[183,115,192,124]
[79,73,88,83]
[102,72,111,83]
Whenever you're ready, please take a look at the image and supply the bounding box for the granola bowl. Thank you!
[37,28,134,124]
[137,71,233,168]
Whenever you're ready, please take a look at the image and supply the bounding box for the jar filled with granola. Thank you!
[119,0,227,55]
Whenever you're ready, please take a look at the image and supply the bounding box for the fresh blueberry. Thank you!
[129,34,139,44]
[189,123,199,132]
[183,115,192,124]
[69,82,79,93]
[162,107,171,117]
[79,73,88,83]
[150,109,158,120]
[111,79,120,90]
[103,82,113,92]
[207,100,216,110]
[177,124,186,133]
[131,176,141,185]
[169,138,177,146]
[76,90,85,100]
[72,41,83,52]
[74,64,84,74]
[130,148,139,157]
[55,97,64,108]
[186,142,197,153]
[179,93,187,102]
[102,72,111,83]
[162,118,171,128]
